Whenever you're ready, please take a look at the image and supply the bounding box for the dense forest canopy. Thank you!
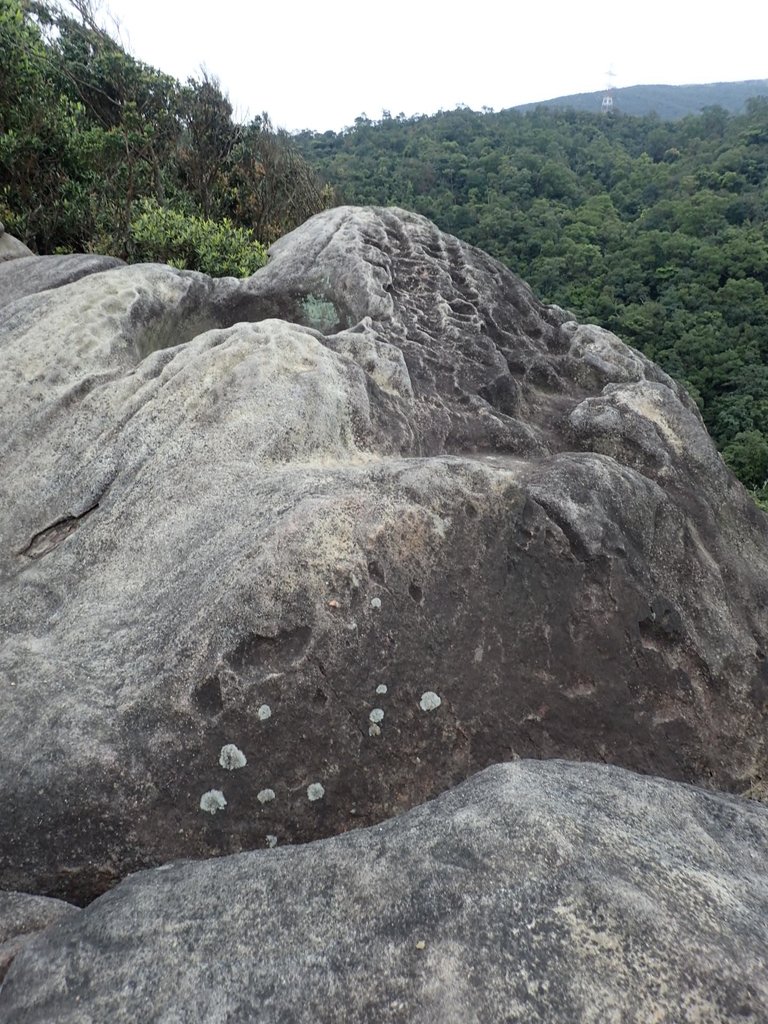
[1,0,767,504]
[0,0,330,273]
[294,103,768,505]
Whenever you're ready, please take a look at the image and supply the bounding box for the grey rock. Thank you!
[0,892,78,982]
[0,232,33,264]
[0,253,125,309]
[1,207,767,903]
[2,761,767,1023]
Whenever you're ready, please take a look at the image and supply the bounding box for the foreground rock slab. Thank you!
[2,761,767,1023]
[1,207,767,902]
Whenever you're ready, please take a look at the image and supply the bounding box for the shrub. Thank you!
[130,198,267,277]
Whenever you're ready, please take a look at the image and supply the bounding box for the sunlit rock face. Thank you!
[3,761,768,1023]
[1,206,766,903]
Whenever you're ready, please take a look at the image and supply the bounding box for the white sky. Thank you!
[100,0,767,133]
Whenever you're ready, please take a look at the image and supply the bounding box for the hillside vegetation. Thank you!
[295,104,768,503]
[514,80,768,119]
[0,0,329,273]
[2,2,767,502]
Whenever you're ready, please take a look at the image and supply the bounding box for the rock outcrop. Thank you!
[1,206,767,904]
[0,892,78,983]
[0,222,34,264]
[0,252,124,310]
[2,760,767,1023]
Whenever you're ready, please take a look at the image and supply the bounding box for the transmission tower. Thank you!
[601,67,617,114]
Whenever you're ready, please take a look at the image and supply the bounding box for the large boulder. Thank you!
[0,222,34,264]
[0,892,78,982]
[2,760,767,1023]
[1,206,767,903]
[0,253,125,310]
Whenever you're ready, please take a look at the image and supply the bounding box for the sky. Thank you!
[99,0,767,133]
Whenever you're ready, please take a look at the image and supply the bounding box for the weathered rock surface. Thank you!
[1,206,767,903]
[0,253,124,310]
[0,231,33,264]
[2,761,767,1023]
[0,892,78,982]
[0,224,34,264]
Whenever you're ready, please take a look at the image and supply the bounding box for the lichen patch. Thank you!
[420,691,442,712]
[219,744,247,770]
[199,790,227,814]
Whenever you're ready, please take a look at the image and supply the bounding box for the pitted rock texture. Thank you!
[2,761,767,1023]
[1,206,767,902]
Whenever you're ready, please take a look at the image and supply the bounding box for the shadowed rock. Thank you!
[1,206,767,903]
[2,761,766,1023]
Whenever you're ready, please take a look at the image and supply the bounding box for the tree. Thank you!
[723,431,768,490]
[177,73,237,218]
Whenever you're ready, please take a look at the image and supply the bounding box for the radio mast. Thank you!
[601,67,617,114]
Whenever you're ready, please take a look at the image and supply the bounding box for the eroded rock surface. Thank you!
[1,206,767,902]
[0,222,33,264]
[0,253,125,310]
[2,761,767,1023]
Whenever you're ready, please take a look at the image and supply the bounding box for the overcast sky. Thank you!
[101,0,766,133]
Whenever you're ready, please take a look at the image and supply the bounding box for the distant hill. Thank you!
[514,81,768,119]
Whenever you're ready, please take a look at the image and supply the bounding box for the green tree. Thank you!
[723,430,768,490]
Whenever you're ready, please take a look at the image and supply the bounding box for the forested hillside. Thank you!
[3,1,768,502]
[514,80,768,119]
[0,0,329,274]
[295,105,768,503]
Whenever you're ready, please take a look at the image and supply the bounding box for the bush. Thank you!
[130,199,267,277]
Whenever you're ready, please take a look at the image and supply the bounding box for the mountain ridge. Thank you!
[512,79,768,119]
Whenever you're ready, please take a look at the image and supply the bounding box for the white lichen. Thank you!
[257,788,276,804]
[266,834,278,848]
[300,294,338,332]
[419,691,442,712]
[199,789,227,814]
[376,684,388,695]
[219,744,247,770]
[369,708,385,724]
[368,723,381,737]
[258,704,272,721]
[370,597,382,609]
[307,782,325,801]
